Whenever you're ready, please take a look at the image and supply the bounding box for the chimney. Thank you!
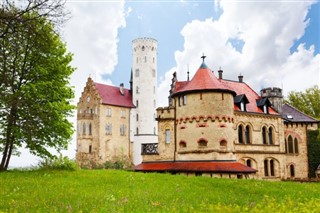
[218,68,223,79]
[238,74,243,83]
[119,83,124,95]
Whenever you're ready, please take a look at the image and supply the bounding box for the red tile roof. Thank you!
[173,63,236,96]
[94,82,135,108]
[221,80,278,115]
[135,161,256,173]
[172,62,278,115]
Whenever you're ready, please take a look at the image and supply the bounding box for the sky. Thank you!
[9,0,320,168]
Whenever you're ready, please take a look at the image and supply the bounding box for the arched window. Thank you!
[238,125,244,144]
[246,159,252,167]
[270,160,275,176]
[264,160,269,176]
[88,123,92,135]
[179,141,187,148]
[198,139,208,147]
[262,127,267,144]
[288,135,294,153]
[290,164,295,177]
[268,127,273,144]
[245,125,251,144]
[82,123,86,135]
[294,138,299,154]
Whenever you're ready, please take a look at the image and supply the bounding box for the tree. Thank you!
[0,1,74,171]
[285,85,320,120]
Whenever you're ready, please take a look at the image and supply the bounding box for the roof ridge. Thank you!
[94,82,130,90]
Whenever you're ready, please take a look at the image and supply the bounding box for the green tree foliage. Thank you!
[307,130,320,178]
[0,1,74,171]
[285,85,320,120]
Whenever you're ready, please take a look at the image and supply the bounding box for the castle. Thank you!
[76,37,319,179]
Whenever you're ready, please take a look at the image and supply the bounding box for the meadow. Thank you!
[1,169,320,212]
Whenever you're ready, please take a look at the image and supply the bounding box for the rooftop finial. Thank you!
[201,53,206,63]
[187,64,190,81]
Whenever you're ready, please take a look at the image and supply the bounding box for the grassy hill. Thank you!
[1,169,319,212]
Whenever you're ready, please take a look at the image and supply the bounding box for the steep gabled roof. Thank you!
[94,82,135,108]
[173,62,236,96]
[135,161,257,173]
[221,80,278,115]
[282,103,319,123]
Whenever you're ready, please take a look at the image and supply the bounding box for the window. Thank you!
[240,102,246,111]
[238,125,244,144]
[142,46,145,51]
[268,127,273,144]
[88,123,92,135]
[262,127,267,144]
[264,159,276,177]
[245,125,251,144]
[82,123,86,135]
[89,145,92,154]
[286,135,299,154]
[246,159,252,167]
[263,105,268,114]
[179,141,187,148]
[136,100,139,108]
[136,86,139,94]
[136,114,139,122]
[179,96,182,106]
[288,136,294,153]
[90,108,94,116]
[106,108,112,117]
[165,129,170,144]
[290,164,295,177]
[152,69,156,77]
[121,110,126,118]
[183,95,187,105]
[136,127,139,135]
[105,123,112,135]
[135,69,139,77]
[198,139,208,147]
[120,124,126,136]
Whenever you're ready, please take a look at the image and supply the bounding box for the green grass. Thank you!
[1,170,320,212]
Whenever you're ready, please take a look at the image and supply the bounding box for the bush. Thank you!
[37,155,79,171]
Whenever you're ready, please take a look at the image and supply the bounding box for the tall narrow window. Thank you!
[89,145,92,154]
[264,160,269,176]
[245,125,250,144]
[183,95,187,105]
[136,128,139,135]
[268,127,273,144]
[288,135,293,153]
[136,114,139,122]
[294,138,299,154]
[135,69,139,77]
[152,69,156,77]
[290,165,295,177]
[136,86,139,94]
[165,129,170,144]
[136,100,139,108]
[106,108,112,117]
[88,123,92,135]
[238,125,243,144]
[270,160,275,176]
[82,123,86,135]
[262,127,267,144]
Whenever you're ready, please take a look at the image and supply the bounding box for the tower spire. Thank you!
[201,53,206,63]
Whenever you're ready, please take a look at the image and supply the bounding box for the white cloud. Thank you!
[158,1,319,107]
[9,1,125,168]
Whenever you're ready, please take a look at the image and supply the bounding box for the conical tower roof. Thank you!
[173,60,236,96]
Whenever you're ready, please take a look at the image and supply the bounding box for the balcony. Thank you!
[141,143,158,155]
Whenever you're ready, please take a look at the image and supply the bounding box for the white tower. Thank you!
[130,37,158,165]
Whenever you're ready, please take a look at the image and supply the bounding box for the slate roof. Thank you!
[135,161,257,173]
[94,83,135,108]
[281,103,319,123]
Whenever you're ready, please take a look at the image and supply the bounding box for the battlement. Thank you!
[261,87,283,98]
[156,106,175,120]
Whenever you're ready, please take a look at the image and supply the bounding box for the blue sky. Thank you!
[9,0,320,167]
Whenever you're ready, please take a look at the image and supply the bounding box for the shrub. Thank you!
[37,155,79,171]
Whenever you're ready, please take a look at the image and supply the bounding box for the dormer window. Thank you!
[234,94,249,112]
[256,97,271,114]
